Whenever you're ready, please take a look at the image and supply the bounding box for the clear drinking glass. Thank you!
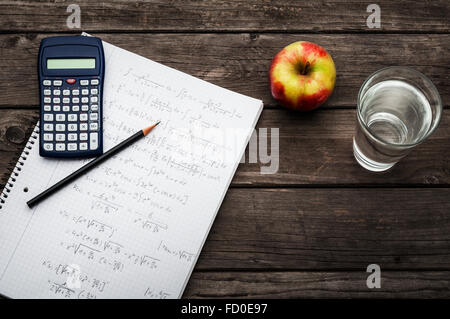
[353,67,442,172]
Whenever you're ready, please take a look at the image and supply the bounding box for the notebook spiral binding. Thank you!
[0,122,39,210]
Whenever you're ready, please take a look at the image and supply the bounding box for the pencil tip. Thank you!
[142,122,160,136]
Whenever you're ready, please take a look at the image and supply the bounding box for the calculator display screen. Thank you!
[47,58,96,69]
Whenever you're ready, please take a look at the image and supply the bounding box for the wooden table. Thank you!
[1,1,449,298]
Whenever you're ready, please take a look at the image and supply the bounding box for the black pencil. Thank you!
[27,122,160,208]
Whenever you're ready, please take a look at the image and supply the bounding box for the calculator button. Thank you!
[43,143,54,151]
[55,143,66,151]
[53,80,62,86]
[91,104,99,111]
[81,97,89,103]
[72,89,79,96]
[43,114,54,121]
[53,97,61,104]
[53,105,61,112]
[56,124,66,131]
[80,143,88,151]
[81,105,89,111]
[80,123,88,131]
[44,97,51,103]
[68,143,77,151]
[63,105,70,112]
[89,122,98,131]
[53,89,61,95]
[90,96,98,103]
[43,124,54,131]
[44,105,51,111]
[90,113,98,121]
[43,134,53,141]
[68,114,78,122]
[43,80,51,86]
[82,89,89,95]
[72,105,80,112]
[56,114,65,121]
[63,90,70,96]
[91,89,98,95]
[62,98,70,104]
[80,113,88,121]
[66,78,76,85]
[91,79,99,85]
[68,124,77,131]
[72,97,80,104]
[68,133,77,141]
[90,133,98,150]
[44,89,51,96]
[80,80,89,86]
[56,134,65,141]
[80,133,88,141]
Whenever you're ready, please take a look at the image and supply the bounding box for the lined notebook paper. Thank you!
[0,35,263,299]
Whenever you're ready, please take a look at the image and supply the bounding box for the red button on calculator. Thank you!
[66,78,76,84]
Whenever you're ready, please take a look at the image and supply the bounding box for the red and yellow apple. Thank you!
[269,41,336,111]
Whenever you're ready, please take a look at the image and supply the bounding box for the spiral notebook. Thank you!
[0,35,263,299]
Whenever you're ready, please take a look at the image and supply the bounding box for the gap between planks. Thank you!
[1,30,450,35]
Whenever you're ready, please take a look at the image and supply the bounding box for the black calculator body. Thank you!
[38,36,104,158]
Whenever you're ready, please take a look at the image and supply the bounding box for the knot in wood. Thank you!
[5,126,26,144]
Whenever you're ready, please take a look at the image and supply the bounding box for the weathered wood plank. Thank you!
[1,109,449,187]
[1,33,449,107]
[0,109,37,184]
[237,109,450,186]
[0,0,449,33]
[195,188,450,270]
[184,271,450,298]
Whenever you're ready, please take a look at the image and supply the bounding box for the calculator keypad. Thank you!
[41,77,101,155]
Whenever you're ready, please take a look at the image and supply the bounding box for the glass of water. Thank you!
[353,67,442,172]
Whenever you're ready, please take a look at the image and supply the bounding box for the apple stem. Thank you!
[302,62,310,75]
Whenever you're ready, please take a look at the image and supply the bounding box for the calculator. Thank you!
[38,36,105,158]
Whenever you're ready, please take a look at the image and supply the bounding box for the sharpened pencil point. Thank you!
[142,122,160,136]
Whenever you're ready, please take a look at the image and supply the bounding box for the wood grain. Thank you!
[1,109,449,187]
[196,188,450,270]
[0,0,449,33]
[1,1,450,297]
[1,33,449,107]
[184,271,450,298]
[0,109,37,184]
